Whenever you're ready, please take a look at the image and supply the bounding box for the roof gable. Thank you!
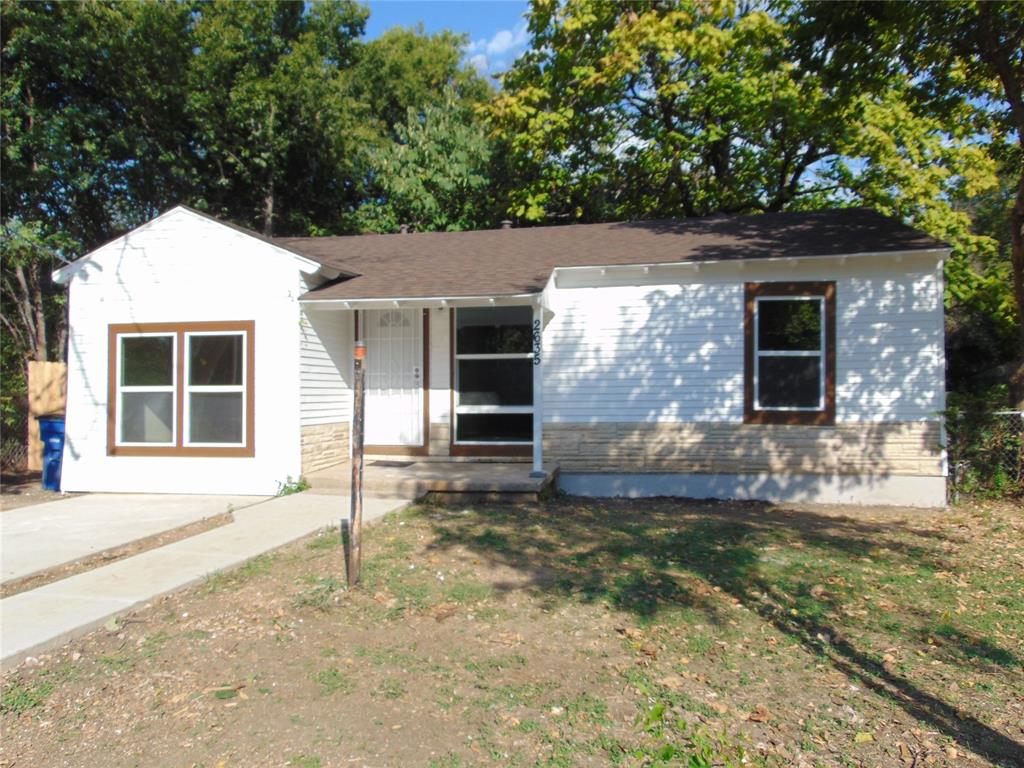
[52,205,344,284]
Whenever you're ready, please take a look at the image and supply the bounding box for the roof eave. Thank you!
[550,246,950,279]
[299,291,543,307]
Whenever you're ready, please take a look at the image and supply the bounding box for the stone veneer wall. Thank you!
[544,422,943,476]
[429,423,451,457]
[301,422,350,474]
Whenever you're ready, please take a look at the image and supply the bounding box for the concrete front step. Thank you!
[307,461,559,503]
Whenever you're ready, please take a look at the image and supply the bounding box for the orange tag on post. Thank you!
[354,342,366,361]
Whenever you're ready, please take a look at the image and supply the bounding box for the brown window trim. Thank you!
[107,321,255,457]
[743,282,835,426]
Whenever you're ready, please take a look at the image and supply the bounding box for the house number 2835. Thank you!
[532,319,541,365]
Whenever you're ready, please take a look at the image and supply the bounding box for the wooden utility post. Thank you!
[347,340,367,586]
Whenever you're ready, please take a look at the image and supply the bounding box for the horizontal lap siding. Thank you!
[835,271,944,421]
[543,260,944,425]
[300,306,352,426]
[543,283,744,422]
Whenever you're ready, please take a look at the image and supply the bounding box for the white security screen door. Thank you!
[362,309,424,447]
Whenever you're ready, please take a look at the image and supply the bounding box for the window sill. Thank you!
[743,410,835,426]
[108,445,255,458]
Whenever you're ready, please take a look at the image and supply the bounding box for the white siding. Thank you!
[61,208,307,496]
[300,303,352,426]
[428,307,451,422]
[542,255,944,424]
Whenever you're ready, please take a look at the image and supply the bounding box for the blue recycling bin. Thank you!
[37,415,65,492]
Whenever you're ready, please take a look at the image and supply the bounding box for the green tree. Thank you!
[1,0,195,404]
[345,25,491,139]
[489,0,995,225]
[488,0,862,221]
[790,0,1024,402]
[353,90,495,232]
[187,0,369,236]
[2,0,195,248]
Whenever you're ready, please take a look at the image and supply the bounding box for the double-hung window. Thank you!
[453,307,533,444]
[744,282,835,425]
[117,334,176,446]
[108,321,255,456]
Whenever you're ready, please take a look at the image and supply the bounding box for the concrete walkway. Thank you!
[0,492,409,670]
[1,494,266,583]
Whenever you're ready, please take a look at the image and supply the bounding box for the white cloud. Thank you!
[486,22,528,56]
[465,20,529,77]
[468,53,489,75]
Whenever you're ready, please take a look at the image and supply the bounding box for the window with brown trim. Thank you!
[107,321,255,456]
[744,282,835,425]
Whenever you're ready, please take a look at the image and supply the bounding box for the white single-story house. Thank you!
[52,205,949,506]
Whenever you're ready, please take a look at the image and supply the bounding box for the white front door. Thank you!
[362,309,424,447]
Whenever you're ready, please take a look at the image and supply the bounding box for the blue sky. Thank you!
[365,1,532,80]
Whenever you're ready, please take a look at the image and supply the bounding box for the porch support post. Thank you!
[530,300,545,477]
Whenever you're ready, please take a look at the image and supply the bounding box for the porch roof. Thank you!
[279,208,947,302]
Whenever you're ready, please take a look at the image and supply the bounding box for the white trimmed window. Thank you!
[754,296,826,411]
[116,333,177,446]
[184,331,246,446]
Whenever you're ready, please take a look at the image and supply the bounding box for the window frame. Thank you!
[183,330,248,448]
[451,306,534,447]
[114,332,178,448]
[107,321,255,457]
[743,282,835,426]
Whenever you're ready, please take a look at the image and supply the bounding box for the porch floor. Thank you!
[306,460,558,503]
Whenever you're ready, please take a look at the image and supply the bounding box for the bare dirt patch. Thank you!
[0,470,77,511]
[2,497,1022,768]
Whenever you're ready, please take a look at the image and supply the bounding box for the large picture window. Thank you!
[108,321,255,456]
[453,306,533,444]
[744,282,835,425]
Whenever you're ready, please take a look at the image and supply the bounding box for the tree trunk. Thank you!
[976,2,1024,406]
[261,101,276,236]
[262,174,274,237]
[31,262,48,362]
[1008,181,1024,408]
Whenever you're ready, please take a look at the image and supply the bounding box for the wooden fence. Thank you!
[27,361,67,472]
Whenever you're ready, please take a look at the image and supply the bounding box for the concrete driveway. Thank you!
[1,492,409,669]
[0,494,267,584]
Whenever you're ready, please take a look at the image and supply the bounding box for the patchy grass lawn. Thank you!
[2,497,1022,767]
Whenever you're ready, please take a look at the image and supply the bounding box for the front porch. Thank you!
[306,460,559,504]
[300,299,548,475]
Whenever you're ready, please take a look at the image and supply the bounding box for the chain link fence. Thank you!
[947,410,1023,502]
[1,410,28,472]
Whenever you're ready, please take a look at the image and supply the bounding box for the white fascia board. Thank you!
[551,247,950,283]
[299,292,541,310]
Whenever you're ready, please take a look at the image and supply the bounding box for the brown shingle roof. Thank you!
[277,208,946,302]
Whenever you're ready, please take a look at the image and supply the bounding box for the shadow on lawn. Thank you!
[423,499,1024,767]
